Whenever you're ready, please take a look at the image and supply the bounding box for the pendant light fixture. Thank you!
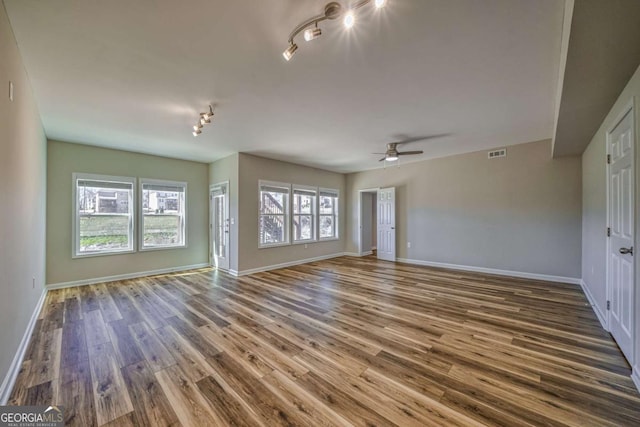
[283,0,387,61]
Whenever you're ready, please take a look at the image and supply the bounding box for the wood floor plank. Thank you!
[106,319,145,368]
[58,358,97,427]
[121,361,179,427]
[28,327,62,388]
[61,320,88,368]
[155,364,223,427]
[154,324,215,382]
[9,257,640,426]
[128,322,176,372]
[83,309,110,348]
[87,342,134,426]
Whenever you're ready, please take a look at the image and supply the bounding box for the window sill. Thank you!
[259,242,291,249]
[139,244,187,252]
[292,239,317,245]
[319,237,340,242]
[72,248,135,259]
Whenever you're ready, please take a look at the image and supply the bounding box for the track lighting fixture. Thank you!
[202,104,215,121]
[283,0,387,61]
[283,43,298,61]
[191,104,214,137]
[304,26,322,42]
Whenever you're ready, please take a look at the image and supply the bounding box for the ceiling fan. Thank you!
[373,136,435,162]
[373,134,451,162]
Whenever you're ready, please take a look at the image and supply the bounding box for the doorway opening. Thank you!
[358,189,378,257]
[210,182,230,271]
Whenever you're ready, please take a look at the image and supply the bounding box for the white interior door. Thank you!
[608,107,635,364]
[210,183,230,271]
[377,187,396,261]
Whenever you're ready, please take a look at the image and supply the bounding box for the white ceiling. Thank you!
[4,0,564,173]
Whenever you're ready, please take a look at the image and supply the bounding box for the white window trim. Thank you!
[259,180,291,248]
[318,187,339,241]
[72,173,137,259]
[292,184,318,244]
[139,178,188,251]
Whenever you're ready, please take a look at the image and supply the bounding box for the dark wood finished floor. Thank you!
[9,256,640,426]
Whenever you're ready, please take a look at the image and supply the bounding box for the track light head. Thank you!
[192,129,201,137]
[193,124,202,131]
[343,11,355,29]
[283,43,298,61]
[304,27,322,42]
[374,0,387,8]
[202,105,215,120]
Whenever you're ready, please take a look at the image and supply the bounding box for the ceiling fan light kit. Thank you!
[283,0,387,61]
[192,104,214,137]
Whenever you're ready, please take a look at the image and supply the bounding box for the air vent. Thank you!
[488,148,506,159]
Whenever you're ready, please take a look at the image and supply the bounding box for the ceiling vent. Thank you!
[488,148,507,159]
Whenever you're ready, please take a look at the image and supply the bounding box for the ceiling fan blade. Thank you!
[397,150,424,156]
[372,152,386,155]
[379,156,387,162]
[393,133,451,145]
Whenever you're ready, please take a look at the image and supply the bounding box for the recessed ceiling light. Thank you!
[374,0,386,8]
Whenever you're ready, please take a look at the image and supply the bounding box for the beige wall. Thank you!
[209,154,239,272]
[0,5,47,401]
[346,139,582,279]
[581,64,640,375]
[237,153,346,273]
[46,141,209,285]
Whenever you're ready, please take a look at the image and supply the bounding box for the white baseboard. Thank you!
[632,366,640,393]
[396,257,581,285]
[231,253,347,277]
[46,263,210,290]
[0,288,47,405]
[342,252,362,257]
[580,279,608,331]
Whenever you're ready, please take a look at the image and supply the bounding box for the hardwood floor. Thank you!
[9,256,640,426]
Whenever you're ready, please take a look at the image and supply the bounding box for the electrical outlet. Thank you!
[304,244,308,249]
[407,242,411,248]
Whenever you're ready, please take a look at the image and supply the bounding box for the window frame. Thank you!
[258,180,291,248]
[318,188,339,241]
[139,178,188,251]
[292,185,317,244]
[72,173,137,258]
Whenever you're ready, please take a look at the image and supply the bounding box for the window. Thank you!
[319,189,339,239]
[73,173,135,257]
[141,179,187,250]
[259,181,290,247]
[292,186,316,242]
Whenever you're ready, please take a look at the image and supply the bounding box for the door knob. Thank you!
[619,247,634,255]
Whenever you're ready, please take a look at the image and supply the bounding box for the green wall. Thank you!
[46,140,209,285]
